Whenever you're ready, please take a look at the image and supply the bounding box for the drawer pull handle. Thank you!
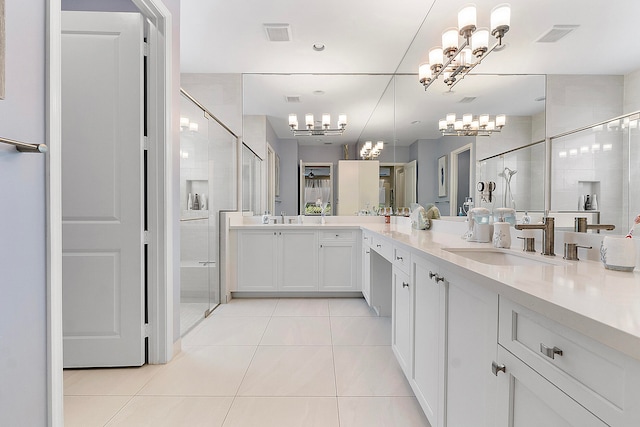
[540,343,563,359]
[491,361,506,376]
[429,271,437,279]
[336,234,339,237]
[376,244,382,248]
[402,282,410,288]
[435,276,445,283]
[366,250,370,254]
[396,256,403,261]
[429,271,445,283]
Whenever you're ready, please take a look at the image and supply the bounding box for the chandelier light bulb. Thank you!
[322,113,331,128]
[458,4,477,38]
[471,28,489,57]
[454,120,464,131]
[496,114,506,128]
[446,113,456,125]
[471,120,479,130]
[419,63,431,84]
[305,113,314,129]
[375,141,384,150]
[479,114,489,127]
[180,117,190,128]
[462,113,473,126]
[364,141,372,150]
[429,47,444,72]
[486,121,495,131]
[460,47,473,66]
[289,113,298,127]
[491,3,511,39]
[442,28,459,58]
[439,119,448,131]
[338,113,347,127]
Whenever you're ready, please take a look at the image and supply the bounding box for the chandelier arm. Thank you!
[422,39,470,91]
[446,38,502,91]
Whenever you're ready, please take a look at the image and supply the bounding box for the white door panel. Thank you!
[62,11,145,368]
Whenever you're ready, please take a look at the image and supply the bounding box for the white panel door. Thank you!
[404,160,417,206]
[62,12,145,368]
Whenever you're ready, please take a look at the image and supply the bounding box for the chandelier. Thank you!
[360,141,384,160]
[439,113,506,136]
[289,113,347,136]
[419,3,511,91]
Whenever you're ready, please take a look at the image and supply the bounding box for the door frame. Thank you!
[46,0,173,425]
[449,143,474,216]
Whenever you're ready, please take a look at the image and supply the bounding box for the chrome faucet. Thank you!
[574,217,615,233]
[281,211,286,224]
[515,216,555,256]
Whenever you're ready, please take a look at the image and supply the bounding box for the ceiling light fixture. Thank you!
[419,3,511,91]
[438,113,506,136]
[289,113,347,136]
[360,141,384,160]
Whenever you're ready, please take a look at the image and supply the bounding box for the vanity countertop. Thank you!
[362,223,640,361]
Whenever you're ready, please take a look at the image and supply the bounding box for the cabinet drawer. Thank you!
[499,297,632,424]
[393,246,411,274]
[320,230,355,241]
[371,235,393,261]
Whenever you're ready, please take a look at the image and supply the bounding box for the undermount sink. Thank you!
[443,248,561,267]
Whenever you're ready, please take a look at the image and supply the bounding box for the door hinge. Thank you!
[143,323,150,338]
[144,230,149,245]
[143,136,150,151]
[143,41,150,57]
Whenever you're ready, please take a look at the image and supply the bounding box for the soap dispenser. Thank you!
[493,213,511,249]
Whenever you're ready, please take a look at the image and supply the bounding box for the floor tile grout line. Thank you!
[328,305,343,427]
[100,394,137,427]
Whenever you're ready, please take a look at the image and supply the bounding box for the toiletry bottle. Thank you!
[458,207,465,216]
[262,211,269,224]
[187,193,193,210]
[578,195,585,211]
[584,195,591,210]
[193,193,200,210]
[591,194,598,211]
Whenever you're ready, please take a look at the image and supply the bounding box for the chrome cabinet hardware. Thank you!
[428,271,437,279]
[429,271,445,283]
[402,282,410,288]
[491,361,506,376]
[376,244,382,248]
[396,256,403,261]
[540,343,563,359]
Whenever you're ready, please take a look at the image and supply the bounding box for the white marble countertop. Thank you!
[362,223,640,361]
[229,219,640,360]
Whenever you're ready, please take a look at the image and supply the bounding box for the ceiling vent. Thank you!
[535,25,579,43]
[284,95,301,103]
[458,96,477,104]
[264,23,292,42]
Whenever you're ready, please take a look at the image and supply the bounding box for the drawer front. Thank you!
[371,235,393,261]
[320,230,355,241]
[393,246,411,274]
[499,297,627,422]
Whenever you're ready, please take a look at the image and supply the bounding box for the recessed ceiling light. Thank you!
[313,90,325,96]
[312,43,325,52]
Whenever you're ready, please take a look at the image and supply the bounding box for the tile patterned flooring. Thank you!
[64,297,431,427]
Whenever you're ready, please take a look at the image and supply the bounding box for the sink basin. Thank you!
[443,248,560,267]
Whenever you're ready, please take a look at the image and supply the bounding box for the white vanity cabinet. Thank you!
[361,231,372,303]
[444,268,499,427]
[318,231,358,291]
[411,255,447,427]
[391,259,412,377]
[236,228,321,292]
[495,298,640,426]
[237,230,279,291]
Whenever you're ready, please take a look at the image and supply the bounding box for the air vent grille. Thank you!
[536,25,579,43]
[264,23,292,42]
[285,95,301,103]
[459,97,477,104]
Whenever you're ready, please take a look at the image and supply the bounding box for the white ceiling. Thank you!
[181,0,640,146]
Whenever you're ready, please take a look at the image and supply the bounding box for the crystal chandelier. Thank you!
[360,141,384,160]
[419,3,511,91]
[289,113,347,136]
[439,113,506,136]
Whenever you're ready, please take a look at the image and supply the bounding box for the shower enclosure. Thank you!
[179,90,237,336]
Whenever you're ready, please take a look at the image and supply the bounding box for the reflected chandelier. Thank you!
[439,113,506,136]
[419,3,511,91]
[360,141,384,160]
[289,113,347,136]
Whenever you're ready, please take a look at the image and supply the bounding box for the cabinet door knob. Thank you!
[435,276,445,283]
[376,244,382,248]
[429,271,437,279]
[491,361,506,376]
[396,256,403,261]
[540,343,563,359]
[402,282,409,288]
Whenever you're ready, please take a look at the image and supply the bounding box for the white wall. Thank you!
[0,2,47,425]
[624,68,640,114]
